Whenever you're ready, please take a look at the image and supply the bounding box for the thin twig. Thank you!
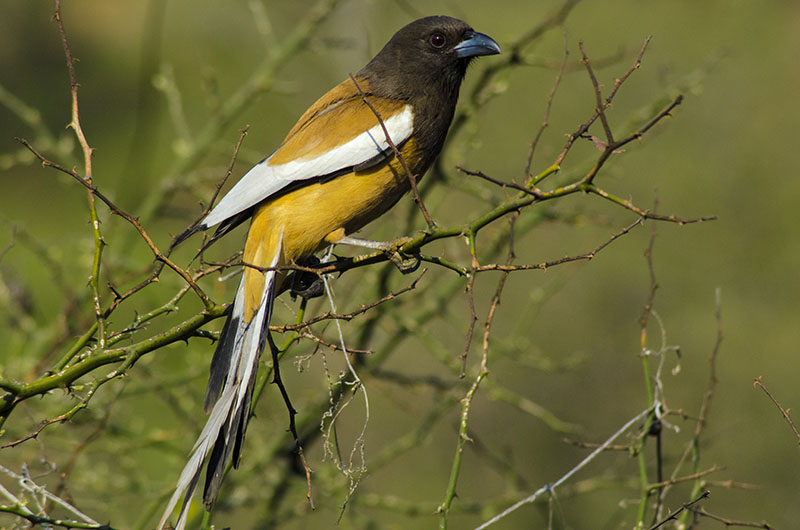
[54,0,108,347]
[175,126,250,247]
[554,36,652,167]
[648,490,709,530]
[16,138,214,310]
[660,288,723,523]
[460,262,479,378]
[579,40,615,143]
[691,507,776,529]
[755,376,800,444]
[588,182,715,225]
[440,218,515,525]
[524,30,569,178]
[348,74,436,228]
[582,94,683,185]
[563,438,632,451]
[475,408,652,530]
[298,331,373,355]
[474,217,644,272]
[270,271,424,333]
[647,465,724,490]
[439,216,518,526]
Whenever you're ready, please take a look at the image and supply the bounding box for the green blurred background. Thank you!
[1,1,799,529]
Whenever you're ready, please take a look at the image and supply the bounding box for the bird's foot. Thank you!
[335,235,420,274]
[382,236,420,274]
[289,256,325,300]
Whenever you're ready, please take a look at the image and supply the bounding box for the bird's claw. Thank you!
[383,237,420,274]
[289,255,325,300]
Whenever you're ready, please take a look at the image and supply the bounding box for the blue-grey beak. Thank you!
[454,30,501,58]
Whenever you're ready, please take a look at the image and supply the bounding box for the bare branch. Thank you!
[16,138,215,310]
[648,490,709,530]
[579,40,615,143]
[692,507,776,529]
[525,31,569,178]
[348,74,436,228]
[270,271,425,333]
[755,376,800,444]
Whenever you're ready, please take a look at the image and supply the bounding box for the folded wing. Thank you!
[201,91,413,230]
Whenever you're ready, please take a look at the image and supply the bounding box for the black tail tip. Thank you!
[173,223,206,248]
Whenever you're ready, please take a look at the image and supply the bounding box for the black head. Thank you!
[359,16,501,101]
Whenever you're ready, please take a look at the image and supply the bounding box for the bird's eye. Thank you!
[429,32,446,49]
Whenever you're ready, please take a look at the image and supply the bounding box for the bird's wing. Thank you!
[201,81,413,229]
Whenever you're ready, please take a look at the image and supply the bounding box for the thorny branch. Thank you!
[270,271,425,333]
[524,31,568,178]
[440,215,517,527]
[579,40,616,143]
[54,0,107,349]
[179,126,250,242]
[691,507,776,529]
[648,490,709,530]
[17,139,214,308]
[755,377,800,444]
[553,36,652,169]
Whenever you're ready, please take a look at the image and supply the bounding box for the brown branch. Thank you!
[755,376,800,444]
[647,465,724,490]
[104,254,236,322]
[588,183,715,224]
[54,0,109,347]
[2,413,69,449]
[459,166,542,199]
[704,479,762,490]
[478,216,516,374]
[648,490,709,530]
[461,93,715,229]
[583,94,683,185]
[555,36,652,167]
[348,74,435,228]
[460,260,479,378]
[54,0,93,181]
[563,438,633,451]
[15,138,214,310]
[298,330,373,355]
[474,217,644,273]
[607,36,653,103]
[579,40,615,144]
[692,507,776,529]
[209,128,250,216]
[699,288,723,435]
[525,31,569,178]
[638,195,660,333]
[176,126,250,248]
[270,271,425,333]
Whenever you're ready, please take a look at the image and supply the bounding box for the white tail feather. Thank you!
[158,237,282,530]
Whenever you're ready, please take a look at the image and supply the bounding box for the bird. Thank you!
[158,15,500,530]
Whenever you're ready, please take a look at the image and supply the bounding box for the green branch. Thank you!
[1,303,227,422]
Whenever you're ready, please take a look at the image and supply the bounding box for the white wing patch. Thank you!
[201,104,414,229]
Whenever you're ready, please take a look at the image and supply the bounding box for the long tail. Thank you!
[158,241,282,530]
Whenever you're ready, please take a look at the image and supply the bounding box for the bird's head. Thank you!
[360,16,501,99]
